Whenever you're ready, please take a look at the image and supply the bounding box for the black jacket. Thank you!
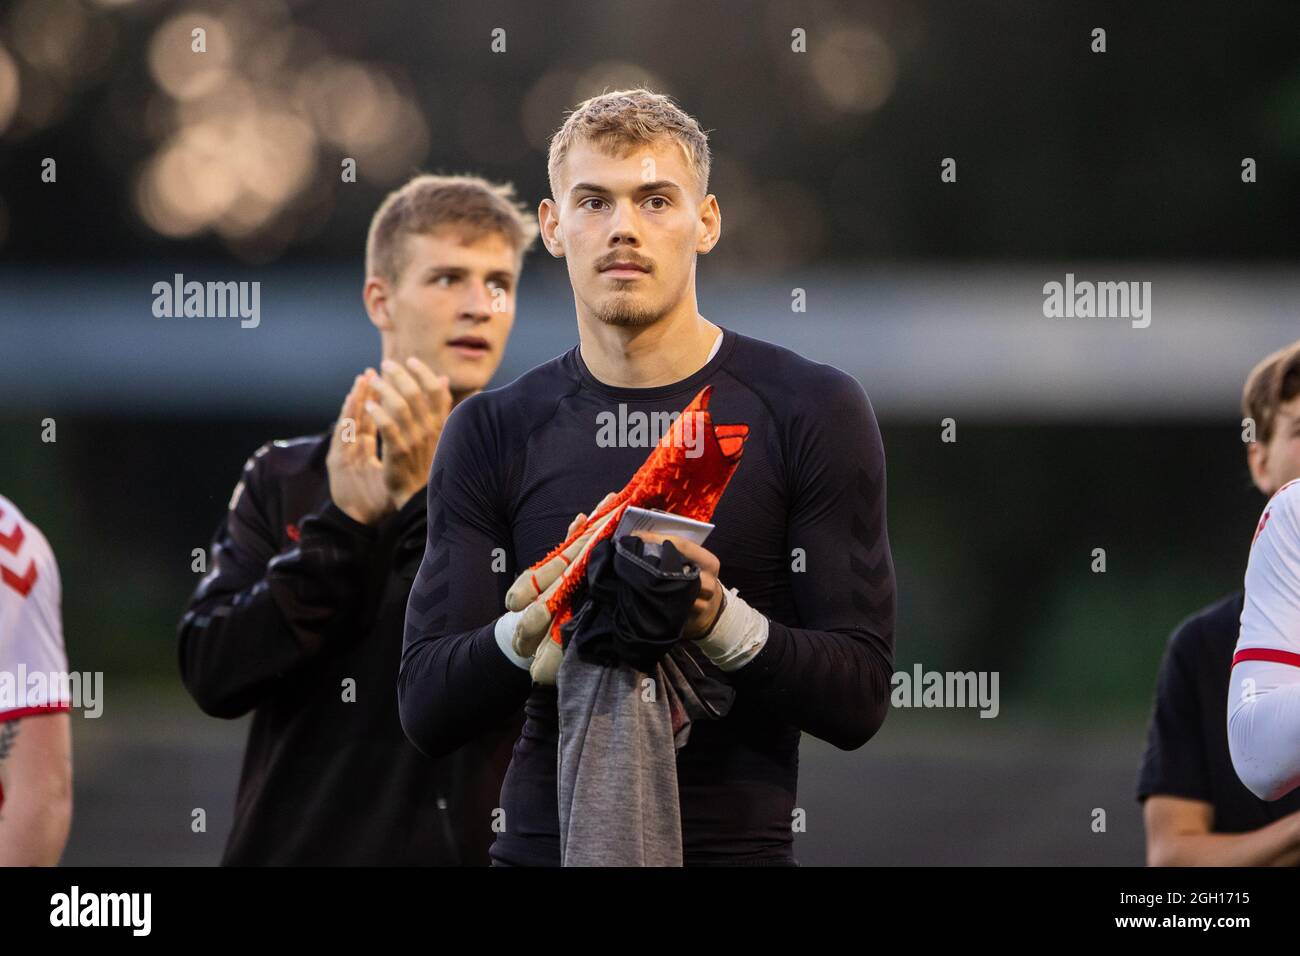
[179,432,518,865]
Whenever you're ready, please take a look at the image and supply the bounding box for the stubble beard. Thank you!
[593,289,666,328]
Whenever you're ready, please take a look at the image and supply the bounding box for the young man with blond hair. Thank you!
[401,90,896,866]
[180,174,536,865]
[1139,340,1300,864]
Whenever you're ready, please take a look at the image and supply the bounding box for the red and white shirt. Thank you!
[1234,479,1300,669]
[0,494,69,722]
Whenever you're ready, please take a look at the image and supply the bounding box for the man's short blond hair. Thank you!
[1243,340,1300,445]
[547,88,711,199]
[365,174,538,284]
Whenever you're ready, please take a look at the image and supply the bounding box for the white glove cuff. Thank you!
[693,586,769,671]
[494,610,531,670]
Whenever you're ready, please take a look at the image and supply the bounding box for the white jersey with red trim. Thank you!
[0,495,68,720]
[1235,479,1300,665]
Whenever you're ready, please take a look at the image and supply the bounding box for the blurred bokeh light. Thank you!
[0,0,1294,265]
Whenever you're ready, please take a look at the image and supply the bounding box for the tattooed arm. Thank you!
[0,714,73,866]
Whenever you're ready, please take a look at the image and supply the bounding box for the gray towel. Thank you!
[556,646,727,866]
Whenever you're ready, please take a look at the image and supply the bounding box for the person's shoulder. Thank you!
[1264,478,1300,529]
[0,493,55,559]
[727,330,860,386]
[724,330,869,412]
[1167,591,1244,662]
[450,351,581,434]
[1247,478,1300,560]
[1274,477,1300,502]
[243,433,327,479]
[0,494,58,599]
[0,493,46,540]
[229,433,328,508]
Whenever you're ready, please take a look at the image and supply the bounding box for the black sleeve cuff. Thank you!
[393,486,427,537]
[477,626,535,692]
[306,500,380,548]
[722,620,789,688]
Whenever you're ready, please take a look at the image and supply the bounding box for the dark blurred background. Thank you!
[1,0,1297,864]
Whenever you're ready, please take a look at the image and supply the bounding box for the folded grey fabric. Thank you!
[555,536,734,866]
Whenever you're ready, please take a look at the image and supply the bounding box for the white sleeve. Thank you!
[1228,480,1300,800]
[1228,660,1300,801]
[1235,480,1300,661]
[0,499,69,719]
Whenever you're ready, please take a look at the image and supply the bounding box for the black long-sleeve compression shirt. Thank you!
[400,327,896,866]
